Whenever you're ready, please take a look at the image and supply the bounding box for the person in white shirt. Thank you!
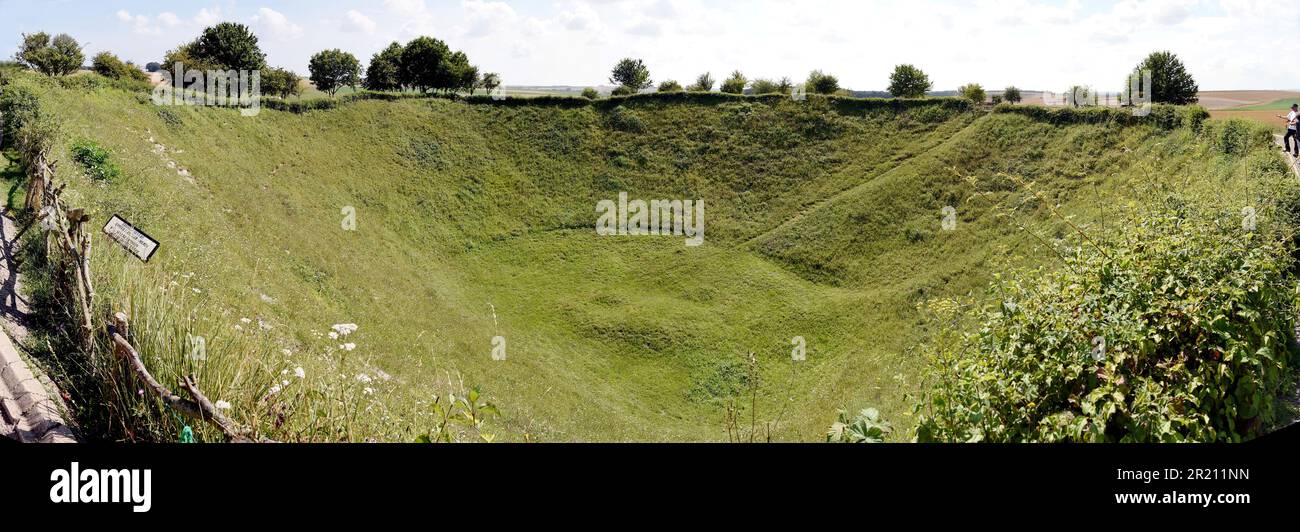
[1278,104,1299,157]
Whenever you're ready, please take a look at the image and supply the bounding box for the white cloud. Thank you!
[194,7,224,26]
[463,0,519,38]
[342,10,377,34]
[626,18,663,37]
[114,10,164,35]
[158,12,181,28]
[558,1,601,31]
[383,0,438,36]
[250,7,304,41]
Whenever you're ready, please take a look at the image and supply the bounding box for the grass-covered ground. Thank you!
[5,71,1290,441]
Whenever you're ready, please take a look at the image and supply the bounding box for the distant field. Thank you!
[1197,90,1300,110]
[1237,98,1300,111]
[1209,109,1290,131]
[1200,91,1300,130]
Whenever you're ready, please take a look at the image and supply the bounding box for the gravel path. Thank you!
[0,210,75,442]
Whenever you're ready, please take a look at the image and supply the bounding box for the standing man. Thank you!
[1279,104,1299,157]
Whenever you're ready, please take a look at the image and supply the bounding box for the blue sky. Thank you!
[0,0,1295,90]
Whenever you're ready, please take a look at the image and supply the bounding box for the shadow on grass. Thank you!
[0,149,26,213]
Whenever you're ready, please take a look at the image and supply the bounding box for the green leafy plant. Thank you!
[70,139,120,180]
[416,385,500,443]
[913,143,1300,442]
[827,408,892,443]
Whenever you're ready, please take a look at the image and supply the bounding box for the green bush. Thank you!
[607,105,646,133]
[0,81,60,163]
[91,52,149,84]
[0,84,43,149]
[910,104,950,124]
[70,139,121,180]
[914,164,1300,442]
[992,103,1210,129]
[1203,118,1270,156]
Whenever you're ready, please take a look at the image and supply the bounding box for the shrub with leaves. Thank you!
[607,105,647,133]
[914,137,1300,442]
[827,408,892,443]
[70,139,121,180]
[415,385,500,443]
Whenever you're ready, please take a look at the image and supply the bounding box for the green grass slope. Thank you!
[8,73,1277,441]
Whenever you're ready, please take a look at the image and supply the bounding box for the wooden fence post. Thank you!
[113,312,129,345]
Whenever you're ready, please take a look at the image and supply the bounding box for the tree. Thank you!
[777,77,794,94]
[445,51,477,93]
[364,42,405,91]
[161,42,220,75]
[687,72,714,92]
[610,86,635,96]
[888,64,932,98]
[581,87,600,100]
[1003,86,1022,104]
[400,36,451,93]
[464,65,482,94]
[480,72,501,95]
[720,70,747,94]
[308,49,361,97]
[261,67,302,99]
[91,52,148,82]
[1066,85,1094,107]
[191,22,266,71]
[958,83,986,104]
[1128,51,1198,105]
[807,70,840,95]
[750,78,783,95]
[657,79,683,93]
[609,58,652,92]
[15,32,84,77]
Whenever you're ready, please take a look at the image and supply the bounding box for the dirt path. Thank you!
[0,210,75,442]
[1270,134,1300,429]
[1274,134,1300,178]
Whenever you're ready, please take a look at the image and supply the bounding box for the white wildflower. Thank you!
[294,367,305,379]
[355,373,372,384]
[328,331,339,340]
[214,400,231,410]
[331,323,358,337]
[340,342,356,351]
[364,387,374,395]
